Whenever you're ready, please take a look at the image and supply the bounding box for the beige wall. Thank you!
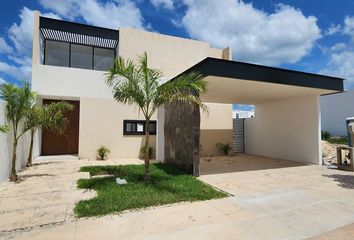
[245,95,321,165]
[79,97,156,159]
[200,103,233,156]
[118,28,228,78]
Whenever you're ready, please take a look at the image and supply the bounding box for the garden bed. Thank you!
[74,163,227,217]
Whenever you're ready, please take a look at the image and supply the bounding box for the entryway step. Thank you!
[35,155,79,162]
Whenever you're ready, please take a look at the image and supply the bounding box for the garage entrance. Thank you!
[158,58,344,176]
[41,99,80,155]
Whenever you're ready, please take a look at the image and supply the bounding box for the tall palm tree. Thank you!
[24,101,73,167]
[0,83,34,181]
[106,52,207,180]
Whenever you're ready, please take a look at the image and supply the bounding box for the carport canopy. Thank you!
[158,58,344,176]
[178,58,344,104]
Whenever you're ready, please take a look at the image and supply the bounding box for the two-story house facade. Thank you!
[31,13,344,175]
[31,13,233,160]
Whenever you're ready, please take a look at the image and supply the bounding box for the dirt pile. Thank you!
[322,140,337,164]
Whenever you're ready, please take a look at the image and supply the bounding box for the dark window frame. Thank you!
[43,39,116,71]
[123,120,157,136]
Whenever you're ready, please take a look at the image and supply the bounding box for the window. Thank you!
[94,48,114,71]
[44,40,116,71]
[123,120,157,135]
[70,44,93,69]
[45,41,70,67]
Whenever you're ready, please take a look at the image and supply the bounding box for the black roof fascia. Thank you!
[39,16,119,41]
[175,58,344,92]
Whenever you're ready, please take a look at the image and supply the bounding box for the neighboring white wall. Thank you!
[321,91,354,136]
[245,95,321,165]
[0,101,31,181]
[232,110,255,119]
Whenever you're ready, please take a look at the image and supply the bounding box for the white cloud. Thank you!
[151,0,175,10]
[39,0,78,20]
[321,51,354,89]
[325,24,341,36]
[344,16,354,39]
[39,0,145,29]
[0,61,27,80]
[180,0,321,65]
[320,16,354,90]
[0,38,13,54]
[330,43,347,53]
[0,7,60,82]
[0,77,6,85]
[9,7,60,58]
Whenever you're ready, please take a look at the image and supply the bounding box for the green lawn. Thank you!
[74,163,227,218]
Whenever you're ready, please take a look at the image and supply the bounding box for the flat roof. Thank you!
[175,58,344,92]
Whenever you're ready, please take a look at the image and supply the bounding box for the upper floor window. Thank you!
[44,40,115,71]
[94,48,114,71]
[45,41,70,67]
[71,44,93,70]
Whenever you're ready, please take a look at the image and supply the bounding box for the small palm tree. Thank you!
[24,101,73,167]
[0,82,34,181]
[106,52,207,180]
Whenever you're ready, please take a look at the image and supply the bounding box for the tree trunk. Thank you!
[144,119,150,181]
[10,140,18,182]
[26,131,34,167]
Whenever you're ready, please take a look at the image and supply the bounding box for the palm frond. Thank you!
[0,125,9,133]
[155,71,208,112]
[0,82,36,139]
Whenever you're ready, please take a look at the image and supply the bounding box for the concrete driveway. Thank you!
[1,155,354,239]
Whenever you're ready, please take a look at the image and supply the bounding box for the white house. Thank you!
[0,12,342,181]
[321,91,354,136]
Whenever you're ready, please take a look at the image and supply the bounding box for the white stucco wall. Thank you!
[245,95,321,165]
[0,101,31,181]
[321,91,354,136]
[32,64,112,99]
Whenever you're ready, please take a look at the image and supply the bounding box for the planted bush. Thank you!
[97,146,110,160]
[216,143,232,155]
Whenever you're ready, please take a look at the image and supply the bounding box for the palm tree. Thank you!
[0,83,34,181]
[24,101,73,167]
[106,52,207,180]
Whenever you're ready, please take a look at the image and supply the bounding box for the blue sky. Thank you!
[0,0,354,106]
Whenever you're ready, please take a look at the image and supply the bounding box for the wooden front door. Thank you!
[41,100,80,155]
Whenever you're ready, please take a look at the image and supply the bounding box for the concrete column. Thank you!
[315,95,322,165]
[32,11,40,65]
[156,106,165,162]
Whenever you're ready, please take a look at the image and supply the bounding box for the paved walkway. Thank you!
[1,155,354,239]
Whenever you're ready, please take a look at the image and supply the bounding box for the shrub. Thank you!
[327,136,349,145]
[97,146,110,160]
[139,145,154,159]
[216,143,232,155]
[321,131,331,140]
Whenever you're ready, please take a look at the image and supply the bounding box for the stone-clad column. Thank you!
[164,101,200,176]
